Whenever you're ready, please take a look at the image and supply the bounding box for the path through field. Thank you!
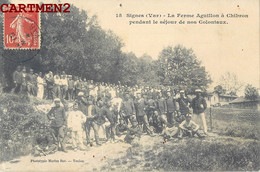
[1,129,258,171]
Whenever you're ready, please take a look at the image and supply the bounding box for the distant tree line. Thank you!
[0,0,212,93]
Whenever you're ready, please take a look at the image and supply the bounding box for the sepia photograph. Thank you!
[0,0,259,171]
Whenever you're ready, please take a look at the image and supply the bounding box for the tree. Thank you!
[157,45,212,93]
[219,72,243,96]
[214,85,226,95]
[1,4,125,90]
[244,84,259,101]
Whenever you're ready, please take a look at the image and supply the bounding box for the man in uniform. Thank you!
[26,69,37,96]
[45,71,54,100]
[67,75,74,101]
[175,90,190,124]
[135,92,153,135]
[12,66,22,94]
[191,89,208,135]
[121,92,136,126]
[47,98,67,152]
[33,124,57,156]
[85,98,103,146]
[165,90,178,126]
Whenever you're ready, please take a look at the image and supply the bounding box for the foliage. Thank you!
[0,4,125,88]
[156,45,212,93]
[0,2,211,91]
[244,84,259,101]
[218,72,243,96]
[214,85,226,95]
[0,93,49,162]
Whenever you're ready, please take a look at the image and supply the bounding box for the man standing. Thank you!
[53,74,61,98]
[135,93,153,135]
[67,75,75,101]
[12,66,22,94]
[85,98,102,146]
[60,74,68,100]
[176,90,191,123]
[26,69,37,96]
[191,89,208,135]
[67,103,86,151]
[47,98,67,152]
[45,71,54,100]
[100,98,116,143]
[37,72,45,99]
[121,92,136,126]
[165,90,178,126]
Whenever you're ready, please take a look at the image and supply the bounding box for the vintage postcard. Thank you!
[0,0,259,171]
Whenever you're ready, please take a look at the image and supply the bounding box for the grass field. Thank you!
[206,107,260,140]
[0,93,259,171]
[103,107,260,171]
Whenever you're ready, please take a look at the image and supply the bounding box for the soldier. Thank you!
[26,69,37,96]
[135,92,153,135]
[146,93,157,124]
[53,74,61,98]
[60,74,68,100]
[67,75,75,101]
[116,118,128,137]
[85,98,104,146]
[37,72,45,99]
[175,90,190,124]
[74,77,82,97]
[47,98,67,152]
[77,92,89,115]
[156,92,168,125]
[33,124,57,156]
[191,89,208,135]
[45,71,54,100]
[121,92,136,126]
[150,110,167,135]
[99,98,116,142]
[12,66,22,94]
[20,67,27,94]
[165,90,178,126]
[124,118,141,144]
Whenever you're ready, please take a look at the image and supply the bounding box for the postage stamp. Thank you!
[4,8,40,49]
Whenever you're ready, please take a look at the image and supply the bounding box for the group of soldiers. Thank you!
[12,66,208,156]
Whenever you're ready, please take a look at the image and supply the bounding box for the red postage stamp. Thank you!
[4,8,40,49]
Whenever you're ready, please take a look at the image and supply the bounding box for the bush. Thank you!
[0,93,50,162]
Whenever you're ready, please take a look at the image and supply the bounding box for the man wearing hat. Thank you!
[135,92,153,135]
[191,89,208,135]
[165,90,178,126]
[120,92,136,126]
[47,98,67,152]
[176,90,191,123]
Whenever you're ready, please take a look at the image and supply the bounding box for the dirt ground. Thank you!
[1,127,258,171]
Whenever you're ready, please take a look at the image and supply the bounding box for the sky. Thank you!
[11,0,260,92]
